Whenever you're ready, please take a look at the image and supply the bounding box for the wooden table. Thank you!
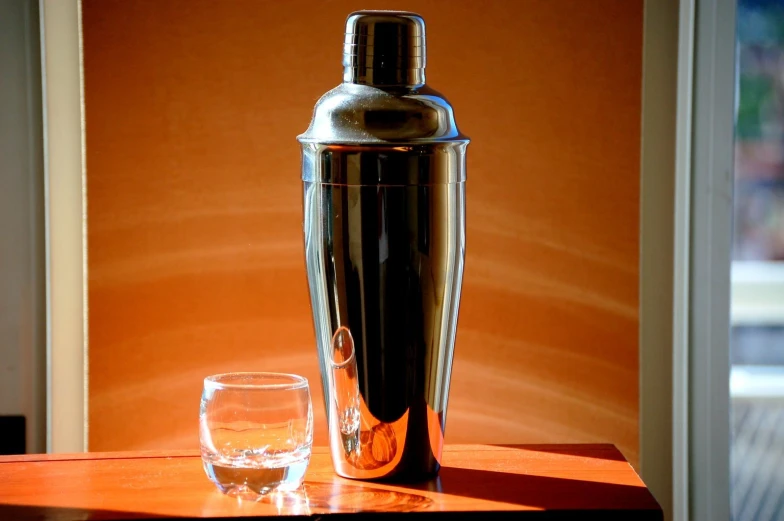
[0,444,661,519]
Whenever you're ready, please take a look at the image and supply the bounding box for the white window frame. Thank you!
[731,262,784,326]
[688,0,737,520]
[730,261,784,399]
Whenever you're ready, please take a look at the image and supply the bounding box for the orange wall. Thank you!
[83,0,642,464]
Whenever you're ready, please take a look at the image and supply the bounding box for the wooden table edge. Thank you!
[0,443,622,463]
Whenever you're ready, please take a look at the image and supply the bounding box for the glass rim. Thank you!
[203,372,309,391]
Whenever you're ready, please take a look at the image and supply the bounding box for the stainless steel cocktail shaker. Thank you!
[298,11,468,481]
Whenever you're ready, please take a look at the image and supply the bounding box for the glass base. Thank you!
[203,458,309,500]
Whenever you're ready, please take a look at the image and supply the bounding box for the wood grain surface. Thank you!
[82,1,643,463]
[0,445,661,519]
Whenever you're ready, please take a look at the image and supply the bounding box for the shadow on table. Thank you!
[492,444,627,462]
[401,466,661,520]
[0,504,173,520]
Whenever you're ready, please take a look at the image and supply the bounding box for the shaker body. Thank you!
[302,143,465,480]
[298,10,468,481]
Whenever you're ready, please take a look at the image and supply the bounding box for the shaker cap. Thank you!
[343,11,426,87]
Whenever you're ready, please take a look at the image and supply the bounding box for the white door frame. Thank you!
[40,0,87,453]
[639,1,684,519]
[641,0,737,519]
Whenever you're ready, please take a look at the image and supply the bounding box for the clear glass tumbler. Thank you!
[199,372,313,498]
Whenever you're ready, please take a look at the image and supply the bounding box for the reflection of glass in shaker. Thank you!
[330,327,361,440]
[330,327,399,470]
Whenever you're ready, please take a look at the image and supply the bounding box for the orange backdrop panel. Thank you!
[83,0,642,464]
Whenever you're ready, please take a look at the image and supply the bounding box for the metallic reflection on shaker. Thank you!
[298,11,468,481]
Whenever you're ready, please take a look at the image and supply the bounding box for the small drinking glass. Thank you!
[199,372,313,498]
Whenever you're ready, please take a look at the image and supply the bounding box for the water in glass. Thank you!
[199,372,312,498]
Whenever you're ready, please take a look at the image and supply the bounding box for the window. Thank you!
[730,2,784,519]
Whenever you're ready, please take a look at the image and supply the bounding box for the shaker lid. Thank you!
[343,11,426,87]
[297,10,469,145]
